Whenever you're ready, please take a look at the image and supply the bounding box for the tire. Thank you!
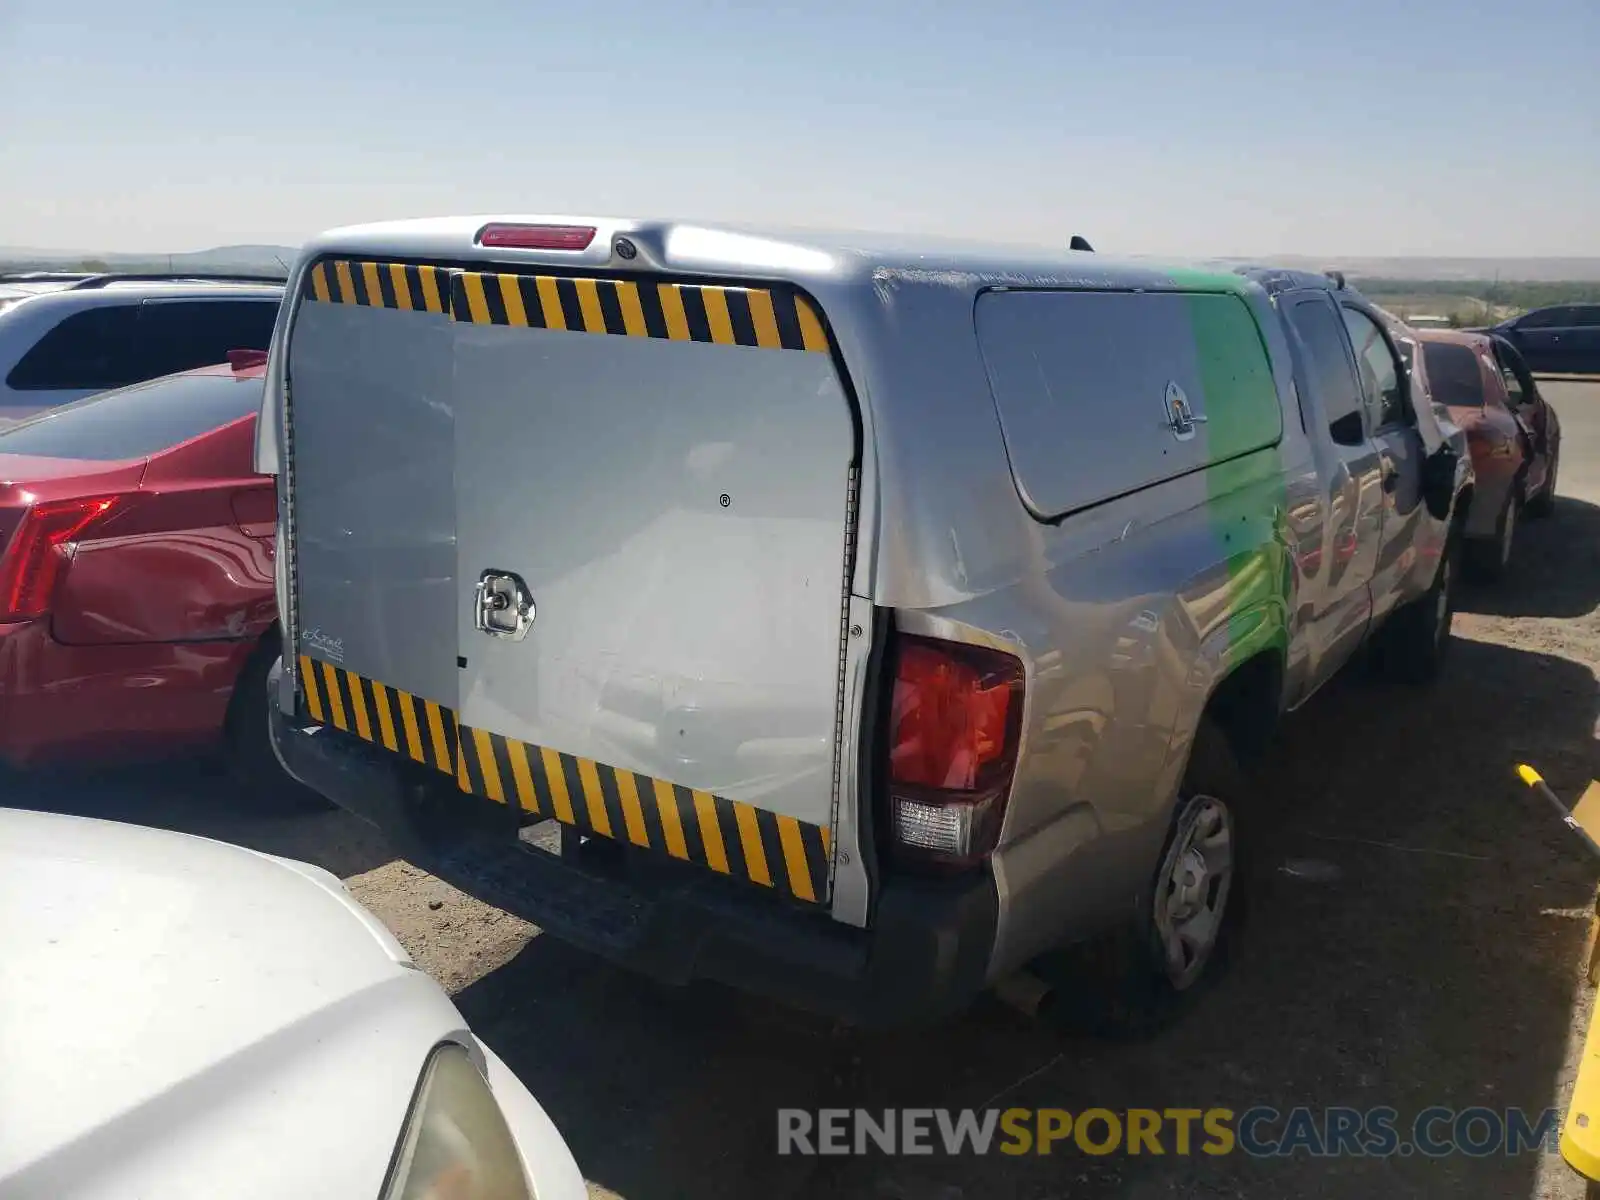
[1465,490,1519,582]
[1037,718,1249,1038]
[1526,451,1557,519]
[1371,536,1456,684]
[224,635,330,813]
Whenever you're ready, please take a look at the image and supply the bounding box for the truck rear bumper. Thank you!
[268,662,997,1027]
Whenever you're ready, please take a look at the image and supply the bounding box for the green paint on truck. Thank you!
[1175,279,1293,674]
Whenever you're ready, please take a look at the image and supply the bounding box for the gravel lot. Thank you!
[12,381,1600,1199]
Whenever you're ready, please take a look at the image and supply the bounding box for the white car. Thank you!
[0,807,586,1200]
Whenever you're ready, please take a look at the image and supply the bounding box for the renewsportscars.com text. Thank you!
[777,1106,1561,1159]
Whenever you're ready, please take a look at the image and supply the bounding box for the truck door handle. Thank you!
[474,570,535,641]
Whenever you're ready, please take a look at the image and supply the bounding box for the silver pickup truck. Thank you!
[256,220,1470,1026]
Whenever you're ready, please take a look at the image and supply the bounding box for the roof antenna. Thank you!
[1325,269,1346,289]
[1069,235,1094,252]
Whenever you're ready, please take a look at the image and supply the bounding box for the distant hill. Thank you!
[0,244,298,277]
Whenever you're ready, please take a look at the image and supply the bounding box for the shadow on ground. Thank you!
[1458,496,1600,620]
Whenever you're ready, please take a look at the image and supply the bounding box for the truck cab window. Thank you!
[1286,297,1367,447]
[1341,306,1408,429]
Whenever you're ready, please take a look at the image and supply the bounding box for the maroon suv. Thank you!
[1416,329,1560,580]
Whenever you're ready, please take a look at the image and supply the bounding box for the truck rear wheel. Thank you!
[1038,717,1250,1038]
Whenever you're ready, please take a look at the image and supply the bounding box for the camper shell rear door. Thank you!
[285,256,857,911]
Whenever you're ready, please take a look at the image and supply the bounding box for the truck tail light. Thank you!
[475,223,597,251]
[885,634,1024,868]
[0,494,127,621]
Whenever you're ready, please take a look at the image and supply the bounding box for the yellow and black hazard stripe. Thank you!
[453,719,833,904]
[299,654,457,774]
[302,258,830,354]
[450,270,830,353]
[297,654,833,905]
[304,258,452,315]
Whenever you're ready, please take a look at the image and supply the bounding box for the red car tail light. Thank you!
[885,634,1025,868]
[0,494,127,621]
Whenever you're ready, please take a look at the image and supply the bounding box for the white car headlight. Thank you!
[383,1043,533,1200]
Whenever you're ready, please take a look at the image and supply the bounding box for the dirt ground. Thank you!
[13,394,1600,1199]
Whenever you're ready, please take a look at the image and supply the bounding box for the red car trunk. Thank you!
[0,364,278,767]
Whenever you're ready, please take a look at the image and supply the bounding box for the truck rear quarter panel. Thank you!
[879,273,1312,976]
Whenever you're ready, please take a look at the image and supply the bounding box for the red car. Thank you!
[0,353,280,778]
[1415,329,1561,580]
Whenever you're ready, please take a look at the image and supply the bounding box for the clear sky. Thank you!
[2,0,1596,257]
